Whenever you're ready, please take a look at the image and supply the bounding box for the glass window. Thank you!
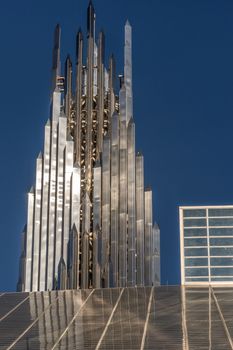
[185,277,209,282]
[185,258,208,267]
[210,237,233,246]
[185,248,208,257]
[184,219,206,228]
[211,267,233,277]
[184,238,207,247]
[209,228,233,236]
[209,218,233,227]
[185,268,208,277]
[183,209,206,218]
[211,277,233,282]
[208,208,233,217]
[184,228,207,237]
[210,257,233,266]
[210,247,233,256]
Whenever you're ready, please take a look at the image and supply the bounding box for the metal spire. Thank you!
[51,24,61,92]
[87,0,95,38]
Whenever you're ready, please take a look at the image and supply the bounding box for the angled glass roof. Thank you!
[0,286,232,349]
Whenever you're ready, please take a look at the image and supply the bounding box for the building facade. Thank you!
[17,2,160,292]
[180,205,233,285]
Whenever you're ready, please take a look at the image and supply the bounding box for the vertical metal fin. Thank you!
[75,29,83,165]
[64,56,73,134]
[93,162,102,288]
[25,187,35,291]
[39,119,51,291]
[85,0,94,187]
[108,55,116,121]
[127,117,136,286]
[97,31,105,156]
[17,226,27,291]
[93,225,101,288]
[101,136,111,287]
[81,193,91,289]
[124,21,133,124]
[87,0,95,39]
[54,113,67,280]
[32,153,43,291]
[68,224,79,289]
[47,90,61,290]
[152,223,160,285]
[63,137,74,268]
[110,112,120,287]
[58,258,67,290]
[144,188,153,286]
[136,153,145,286]
[119,85,127,287]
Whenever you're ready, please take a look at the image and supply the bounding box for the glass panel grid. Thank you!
[181,206,233,285]
[11,290,91,350]
[1,287,233,349]
[183,218,207,228]
[183,209,206,217]
[208,208,233,217]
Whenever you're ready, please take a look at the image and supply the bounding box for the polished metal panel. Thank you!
[58,258,67,290]
[93,163,101,231]
[104,68,109,92]
[32,154,43,291]
[136,153,145,286]
[68,225,80,289]
[70,165,81,288]
[101,137,111,288]
[17,227,26,291]
[64,56,73,134]
[110,112,119,287]
[81,195,91,289]
[25,187,35,292]
[152,223,160,285]
[71,164,81,232]
[93,42,98,96]
[97,31,105,155]
[119,85,127,287]
[144,189,153,286]
[54,114,67,282]
[93,163,101,288]
[47,91,61,290]
[124,21,133,124]
[127,118,136,286]
[84,0,94,196]
[63,138,74,267]
[75,29,83,165]
[108,54,116,131]
[39,119,51,291]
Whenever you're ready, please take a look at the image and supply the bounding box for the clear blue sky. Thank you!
[0,0,233,291]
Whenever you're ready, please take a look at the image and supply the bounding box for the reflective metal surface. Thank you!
[1,286,233,349]
[17,2,160,291]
